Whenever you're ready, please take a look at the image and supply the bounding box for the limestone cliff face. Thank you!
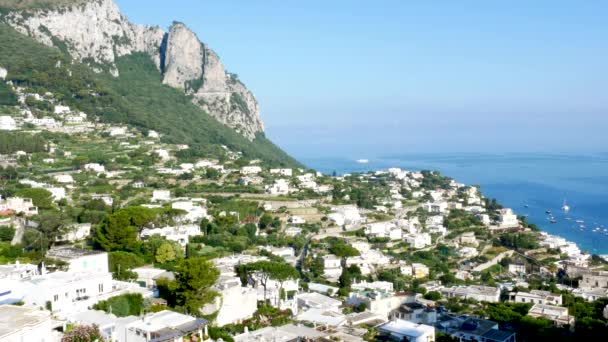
[161,23,264,139]
[1,0,264,139]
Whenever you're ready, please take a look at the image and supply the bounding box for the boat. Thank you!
[576,220,584,224]
[524,204,529,208]
[356,159,369,164]
[550,219,557,224]
[561,200,570,213]
[545,210,552,214]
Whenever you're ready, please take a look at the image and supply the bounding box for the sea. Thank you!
[298,153,608,255]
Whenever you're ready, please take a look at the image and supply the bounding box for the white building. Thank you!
[171,200,208,222]
[124,310,207,342]
[56,223,92,242]
[0,263,40,281]
[46,247,109,274]
[0,196,38,216]
[378,319,435,342]
[405,233,432,249]
[203,276,258,326]
[92,194,113,206]
[152,190,171,202]
[527,303,574,327]
[54,174,74,184]
[0,115,17,130]
[498,208,519,228]
[54,105,71,114]
[84,163,106,173]
[441,286,500,303]
[154,149,171,161]
[424,201,448,214]
[322,254,343,279]
[412,263,430,279]
[241,166,262,175]
[458,247,479,258]
[266,179,290,195]
[0,306,52,342]
[269,168,293,176]
[109,126,127,136]
[509,290,562,306]
[297,292,342,311]
[140,224,200,247]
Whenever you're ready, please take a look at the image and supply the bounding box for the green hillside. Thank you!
[0,0,87,10]
[0,23,300,167]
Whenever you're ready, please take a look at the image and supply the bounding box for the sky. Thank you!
[115,0,608,158]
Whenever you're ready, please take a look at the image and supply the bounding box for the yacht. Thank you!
[561,200,570,213]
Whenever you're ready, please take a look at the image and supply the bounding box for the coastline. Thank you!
[299,153,608,255]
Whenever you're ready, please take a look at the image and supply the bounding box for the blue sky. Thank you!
[116,0,608,157]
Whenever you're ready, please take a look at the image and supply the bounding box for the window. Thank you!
[53,294,59,302]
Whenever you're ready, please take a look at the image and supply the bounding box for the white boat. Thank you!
[561,200,570,213]
[356,159,369,164]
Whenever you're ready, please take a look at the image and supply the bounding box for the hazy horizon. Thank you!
[116,0,608,155]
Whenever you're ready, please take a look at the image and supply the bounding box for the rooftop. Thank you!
[46,246,105,260]
[378,319,434,338]
[0,305,50,338]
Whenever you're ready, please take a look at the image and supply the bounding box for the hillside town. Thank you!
[1,84,608,342]
[2,38,608,342]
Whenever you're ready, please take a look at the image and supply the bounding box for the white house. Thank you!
[0,66,7,79]
[297,292,342,311]
[458,247,479,258]
[148,130,160,139]
[54,105,71,114]
[54,174,74,184]
[154,149,171,161]
[0,196,38,216]
[0,306,52,342]
[56,223,92,242]
[241,166,262,175]
[412,263,430,279]
[91,194,113,207]
[527,303,575,327]
[266,179,290,195]
[509,290,562,306]
[171,200,208,222]
[152,190,171,202]
[83,163,106,173]
[441,286,500,303]
[405,233,432,249]
[269,168,293,176]
[203,276,258,326]
[108,126,127,136]
[0,115,17,130]
[124,310,207,342]
[46,247,109,274]
[46,187,66,201]
[378,319,435,342]
[498,208,519,228]
[424,201,448,214]
[140,224,200,247]
[323,254,343,279]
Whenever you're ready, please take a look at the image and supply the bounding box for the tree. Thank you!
[94,210,138,251]
[0,226,15,242]
[155,242,177,263]
[424,291,442,301]
[108,251,144,280]
[236,261,299,305]
[15,188,53,209]
[62,324,104,342]
[174,258,219,315]
[92,293,144,317]
[94,207,158,252]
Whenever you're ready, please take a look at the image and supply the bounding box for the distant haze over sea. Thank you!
[294,152,608,254]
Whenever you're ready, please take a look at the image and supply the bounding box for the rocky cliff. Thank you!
[0,0,264,139]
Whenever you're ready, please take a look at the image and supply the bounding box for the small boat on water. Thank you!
[550,219,557,224]
[565,217,572,221]
[562,200,570,213]
[545,210,552,214]
[356,159,369,164]
[576,220,584,224]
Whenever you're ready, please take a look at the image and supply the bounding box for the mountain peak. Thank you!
[0,0,264,139]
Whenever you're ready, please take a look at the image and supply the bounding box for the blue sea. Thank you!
[299,153,608,254]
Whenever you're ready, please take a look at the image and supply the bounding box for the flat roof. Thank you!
[379,320,434,337]
[46,247,105,260]
[0,306,50,337]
